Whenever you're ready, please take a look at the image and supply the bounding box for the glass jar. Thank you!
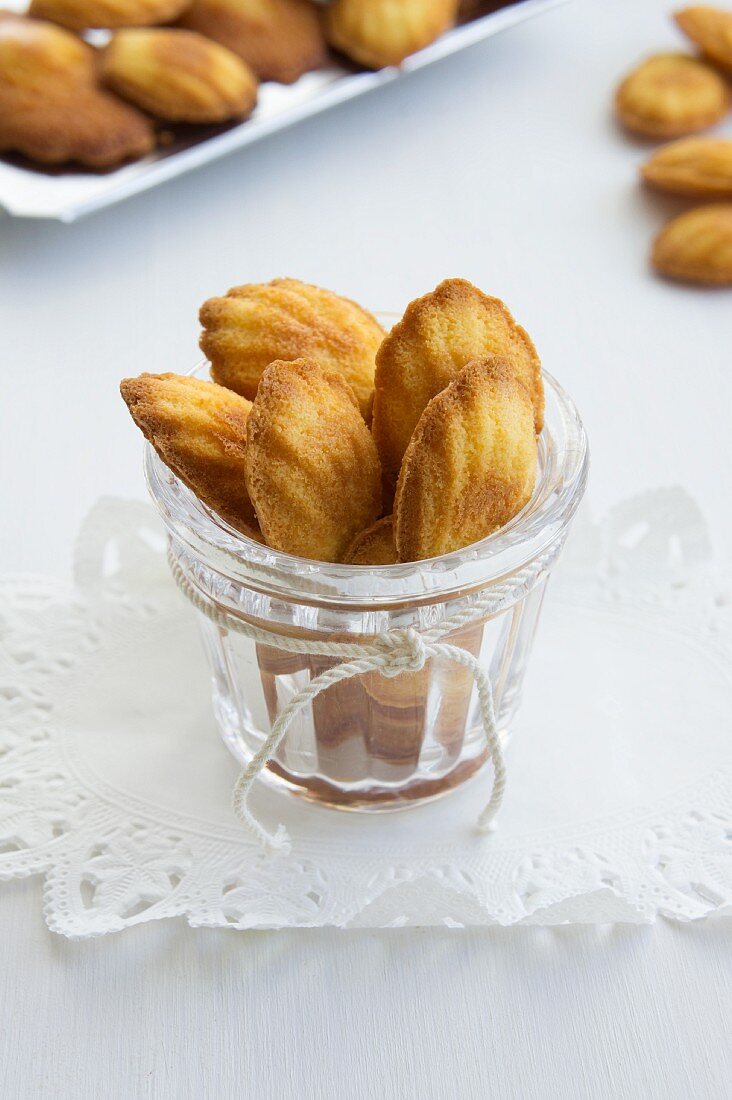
[144,360,588,813]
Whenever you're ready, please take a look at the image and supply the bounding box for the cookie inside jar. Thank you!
[128,278,588,812]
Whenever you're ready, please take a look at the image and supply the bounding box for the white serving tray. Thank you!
[0,0,563,221]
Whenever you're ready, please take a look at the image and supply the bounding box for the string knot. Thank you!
[168,546,531,850]
[378,627,429,677]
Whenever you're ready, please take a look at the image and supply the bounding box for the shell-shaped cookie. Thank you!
[651,203,732,285]
[244,358,382,562]
[0,15,154,167]
[342,516,397,565]
[372,278,542,505]
[29,0,190,30]
[641,138,732,198]
[614,53,728,139]
[102,29,257,123]
[177,0,326,84]
[120,373,260,537]
[675,6,732,73]
[324,0,457,69]
[394,357,537,562]
[200,278,384,421]
[0,13,89,81]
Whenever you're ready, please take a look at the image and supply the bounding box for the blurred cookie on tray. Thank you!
[176,0,326,84]
[324,0,458,70]
[101,28,258,122]
[0,11,154,167]
[0,0,526,176]
[28,0,189,29]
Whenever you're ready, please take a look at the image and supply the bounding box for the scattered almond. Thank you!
[614,52,728,138]
[651,203,732,284]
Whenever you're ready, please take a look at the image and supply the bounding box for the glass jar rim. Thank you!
[144,357,589,609]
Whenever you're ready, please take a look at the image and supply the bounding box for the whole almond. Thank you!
[614,52,728,138]
[675,6,732,73]
[642,137,732,198]
[651,204,732,284]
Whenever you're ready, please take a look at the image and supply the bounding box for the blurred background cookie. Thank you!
[0,13,154,167]
[651,203,732,284]
[0,0,496,179]
[641,137,732,198]
[324,0,458,69]
[675,5,732,74]
[614,52,728,138]
[176,0,326,84]
[102,28,258,123]
[29,0,191,30]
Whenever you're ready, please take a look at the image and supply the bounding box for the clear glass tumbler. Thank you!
[144,362,588,812]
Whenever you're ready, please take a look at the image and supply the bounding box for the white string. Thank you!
[168,549,555,853]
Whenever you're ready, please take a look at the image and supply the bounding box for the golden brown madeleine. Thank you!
[372,278,542,504]
[200,278,383,420]
[29,0,190,29]
[394,357,537,563]
[244,358,381,561]
[0,15,154,168]
[120,373,260,536]
[642,137,732,198]
[614,53,728,139]
[101,29,257,124]
[342,516,397,565]
[31,85,154,168]
[0,10,89,78]
[177,0,326,84]
[651,203,732,284]
[675,6,732,73]
[324,0,457,69]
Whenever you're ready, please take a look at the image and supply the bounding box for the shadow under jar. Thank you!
[145,364,588,812]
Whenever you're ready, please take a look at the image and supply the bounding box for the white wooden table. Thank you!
[1,0,730,1096]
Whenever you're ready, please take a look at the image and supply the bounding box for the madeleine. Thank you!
[0,14,154,167]
[325,0,457,69]
[342,516,397,565]
[372,278,542,505]
[102,29,257,123]
[675,6,732,74]
[120,372,260,537]
[200,278,383,421]
[244,358,382,562]
[641,138,732,198]
[394,357,537,562]
[29,0,190,30]
[652,204,732,285]
[177,0,326,84]
[614,53,728,139]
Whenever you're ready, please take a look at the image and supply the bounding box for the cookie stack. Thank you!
[121,276,543,566]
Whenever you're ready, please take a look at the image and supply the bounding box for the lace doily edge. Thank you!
[0,762,728,937]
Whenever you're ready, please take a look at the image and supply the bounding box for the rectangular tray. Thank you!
[0,0,563,221]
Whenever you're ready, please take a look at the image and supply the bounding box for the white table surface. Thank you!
[1,0,730,1096]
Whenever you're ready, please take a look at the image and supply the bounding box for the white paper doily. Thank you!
[1,489,730,937]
